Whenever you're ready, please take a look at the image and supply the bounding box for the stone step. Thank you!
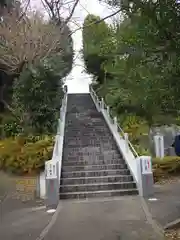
[63,138,115,144]
[64,137,115,142]
[65,123,108,127]
[61,175,134,185]
[63,148,119,153]
[65,122,107,125]
[63,144,117,150]
[62,159,125,166]
[65,125,111,130]
[62,164,127,172]
[62,169,130,178]
[64,135,112,140]
[64,131,112,136]
[60,182,136,193]
[63,156,120,161]
[65,128,111,133]
[66,125,107,128]
[63,149,121,158]
[62,155,122,162]
[66,124,108,129]
[59,189,138,200]
[64,136,114,140]
[64,140,114,144]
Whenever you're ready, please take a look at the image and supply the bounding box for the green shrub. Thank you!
[121,115,144,129]
[2,116,22,137]
[0,135,54,175]
[0,114,22,138]
[120,114,149,144]
[12,61,64,135]
[152,156,180,182]
[134,145,151,156]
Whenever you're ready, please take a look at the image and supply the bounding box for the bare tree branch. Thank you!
[18,0,31,22]
[0,11,62,74]
[41,0,80,29]
[70,8,121,36]
[41,0,55,19]
[60,0,79,32]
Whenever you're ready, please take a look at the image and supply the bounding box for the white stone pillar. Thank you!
[137,156,154,197]
[154,135,164,159]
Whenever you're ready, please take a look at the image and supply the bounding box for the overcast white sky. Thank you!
[31,0,118,93]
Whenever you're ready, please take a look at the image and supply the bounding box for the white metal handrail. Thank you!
[52,93,67,157]
[89,85,139,158]
[117,123,139,158]
[50,87,68,180]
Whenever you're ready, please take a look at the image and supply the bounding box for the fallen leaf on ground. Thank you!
[165,229,180,239]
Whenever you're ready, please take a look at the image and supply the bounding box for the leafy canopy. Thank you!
[82,2,180,126]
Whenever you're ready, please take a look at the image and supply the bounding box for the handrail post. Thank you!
[64,85,67,93]
[124,133,129,153]
[60,107,63,120]
[114,116,118,132]
[107,106,110,117]
[101,98,104,110]
[57,119,61,135]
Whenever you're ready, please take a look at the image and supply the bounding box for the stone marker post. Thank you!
[154,135,164,159]
[137,156,154,198]
[45,160,59,209]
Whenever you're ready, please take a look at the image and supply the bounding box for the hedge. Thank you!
[0,135,54,175]
[152,156,180,182]
[1,135,180,181]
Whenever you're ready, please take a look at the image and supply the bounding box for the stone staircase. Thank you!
[59,94,138,199]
